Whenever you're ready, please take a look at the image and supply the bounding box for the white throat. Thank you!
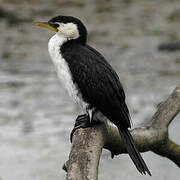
[48,34,67,65]
[48,34,88,110]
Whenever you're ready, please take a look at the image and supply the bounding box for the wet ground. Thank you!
[0,0,180,179]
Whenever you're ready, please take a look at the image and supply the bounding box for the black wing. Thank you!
[61,43,131,129]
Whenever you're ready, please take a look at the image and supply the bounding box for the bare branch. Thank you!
[104,124,168,154]
[149,84,180,128]
[153,139,180,167]
[64,84,180,179]
[65,125,106,180]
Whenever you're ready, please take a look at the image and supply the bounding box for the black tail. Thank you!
[118,127,151,176]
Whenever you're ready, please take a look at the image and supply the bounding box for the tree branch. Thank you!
[149,84,180,128]
[65,125,106,180]
[153,139,180,167]
[64,84,180,179]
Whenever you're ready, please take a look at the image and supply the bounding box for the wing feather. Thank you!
[61,43,131,128]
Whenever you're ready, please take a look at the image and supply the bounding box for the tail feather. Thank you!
[118,127,151,176]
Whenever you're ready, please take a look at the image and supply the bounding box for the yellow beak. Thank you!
[34,22,58,32]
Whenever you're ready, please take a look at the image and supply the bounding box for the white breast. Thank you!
[48,34,88,109]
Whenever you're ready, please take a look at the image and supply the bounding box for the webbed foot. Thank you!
[70,113,90,142]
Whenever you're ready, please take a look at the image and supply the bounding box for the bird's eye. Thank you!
[48,21,59,29]
[53,23,59,28]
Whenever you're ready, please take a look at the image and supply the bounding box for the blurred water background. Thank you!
[0,0,180,179]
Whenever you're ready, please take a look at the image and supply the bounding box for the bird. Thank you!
[34,15,151,176]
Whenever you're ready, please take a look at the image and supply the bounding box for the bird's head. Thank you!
[34,15,87,45]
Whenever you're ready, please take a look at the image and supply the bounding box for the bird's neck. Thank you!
[48,34,67,61]
[48,33,87,61]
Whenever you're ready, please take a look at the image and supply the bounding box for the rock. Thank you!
[158,41,180,52]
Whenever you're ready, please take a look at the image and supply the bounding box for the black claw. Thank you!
[70,113,90,142]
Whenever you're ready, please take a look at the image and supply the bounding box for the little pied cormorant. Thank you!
[34,15,151,176]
